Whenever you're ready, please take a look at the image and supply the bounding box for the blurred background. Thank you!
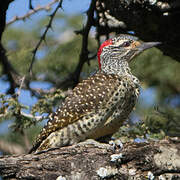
[0,0,180,155]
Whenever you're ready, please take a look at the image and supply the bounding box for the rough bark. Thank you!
[0,139,179,180]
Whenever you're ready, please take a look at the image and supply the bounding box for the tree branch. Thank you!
[0,41,21,94]
[28,0,63,75]
[0,0,21,94]
[6,0,59,26]
[0,109,44,122]
[29,0,34,10]
[0,0,14,40]
[57,0,96,89]
[0,139,179,179]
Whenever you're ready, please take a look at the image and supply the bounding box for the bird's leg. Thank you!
[109,139,123,151]
[97,135,123,151]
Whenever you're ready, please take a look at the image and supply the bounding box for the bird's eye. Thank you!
[123,41,131,47]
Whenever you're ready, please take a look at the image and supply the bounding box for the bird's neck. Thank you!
[100,57,140,86]
[101,58,132,76]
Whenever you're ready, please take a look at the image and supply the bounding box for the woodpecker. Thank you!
[29,34,160,153]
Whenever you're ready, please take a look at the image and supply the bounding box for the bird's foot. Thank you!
[97,136,123,151]
[109,139,123,151]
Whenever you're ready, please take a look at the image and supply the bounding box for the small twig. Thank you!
[16,75,26,97]
[21,111,44,122]
[74,29,84,35]
[6,0,59,26]
[29,0,34,10]
[28,0,63,76]
[0,110,44,122]
[88,53,97,61]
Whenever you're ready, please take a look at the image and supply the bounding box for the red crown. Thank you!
[97,39,113,70]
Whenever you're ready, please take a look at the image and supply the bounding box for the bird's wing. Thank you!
[29,72,131,153]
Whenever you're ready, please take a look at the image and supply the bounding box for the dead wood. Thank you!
[0,138,179,180]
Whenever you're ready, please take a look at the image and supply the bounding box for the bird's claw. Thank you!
[109,139,123,151]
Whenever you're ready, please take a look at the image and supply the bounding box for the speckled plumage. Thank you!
[29,34,160,153]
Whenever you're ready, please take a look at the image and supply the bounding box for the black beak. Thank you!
[138,42,161,51]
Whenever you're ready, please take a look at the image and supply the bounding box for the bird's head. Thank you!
[97,34,161,74]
